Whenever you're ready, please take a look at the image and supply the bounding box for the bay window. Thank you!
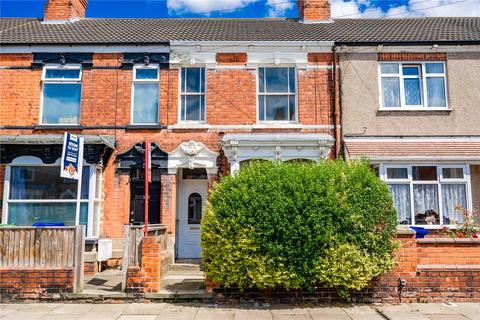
[180,67,206,122]
[258,67,297,122]
[381,164,471,226]
[132,65,160,124]
[2,157,102,238]
[41,65,82,125]
[379,62,447,109]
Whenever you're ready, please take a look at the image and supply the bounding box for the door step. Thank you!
[169,260,203,272]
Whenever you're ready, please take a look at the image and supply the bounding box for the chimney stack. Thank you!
[44,0,88,21]
[297,0,331,22]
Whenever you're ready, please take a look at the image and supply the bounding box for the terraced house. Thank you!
[0,0,480,299]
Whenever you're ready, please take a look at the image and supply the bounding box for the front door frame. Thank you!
[167,140,218,261]
[176,168,208,259]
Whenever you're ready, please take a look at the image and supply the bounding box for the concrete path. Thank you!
[0,302,478,320]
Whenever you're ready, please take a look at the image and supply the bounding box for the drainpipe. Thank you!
[331,46,341,158]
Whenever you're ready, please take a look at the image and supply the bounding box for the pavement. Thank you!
[1,302,479,320]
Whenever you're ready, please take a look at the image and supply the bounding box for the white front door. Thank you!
[177,173,208,259]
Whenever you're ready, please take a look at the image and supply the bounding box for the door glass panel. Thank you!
[188,193,203,224]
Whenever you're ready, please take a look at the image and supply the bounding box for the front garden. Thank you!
[201,160,398,297]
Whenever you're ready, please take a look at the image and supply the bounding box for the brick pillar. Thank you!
[161,173,176,257]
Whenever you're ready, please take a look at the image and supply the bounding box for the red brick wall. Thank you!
[378,52,447,61]
[0,268,74,300]
[44,0,87,21]
[126,236,169,297]
[297,0,331,21]
[0,52,336,239]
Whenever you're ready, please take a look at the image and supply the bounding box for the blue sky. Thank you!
[1,0,479,19]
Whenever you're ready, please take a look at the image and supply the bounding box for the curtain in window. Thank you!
[381,78,400,107]
[404,78,422,105]
[426,77,446,107]
[441,184,466,224]
[413,184,439,224]
[389,184,411,224]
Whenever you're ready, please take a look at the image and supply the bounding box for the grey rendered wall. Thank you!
[340,51,480,136]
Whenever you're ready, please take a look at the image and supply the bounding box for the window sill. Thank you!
[169,123,208,130]
[377,108,452,112]
[34,124,84,130]
[253,123,300,129]
[125,124,165,130]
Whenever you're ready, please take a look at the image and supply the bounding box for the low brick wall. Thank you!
[0,268,74,300]
[376,234,480,303]
[211,232,480,303]
[126,235,170,298]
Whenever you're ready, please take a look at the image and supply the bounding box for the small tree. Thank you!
[201,160,398,297]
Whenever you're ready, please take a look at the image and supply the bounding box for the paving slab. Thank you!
[378,311,431,320]
[40,315,83,320]
[195,307,235,320]
[409,303,461,315]
[342,306,384,320]
[118,316,157,320]
[1,311,49,320]
[0,304,20,317]
[50,304,94,315]
[234,309,273,320]
[308,307,350,320]
[123,303,167,315]
[426,315,471,320]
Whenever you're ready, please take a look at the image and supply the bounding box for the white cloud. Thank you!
[267,0,295,17]
[331,0,480,19]
[167,0,260,15]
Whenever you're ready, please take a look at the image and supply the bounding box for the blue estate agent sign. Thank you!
[60,132,84,180]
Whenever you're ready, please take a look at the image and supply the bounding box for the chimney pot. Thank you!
[44,0,88,21]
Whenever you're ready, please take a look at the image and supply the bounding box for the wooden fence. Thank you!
[0,226,85,293]
[121,224,167,291]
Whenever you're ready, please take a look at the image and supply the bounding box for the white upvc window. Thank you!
[2,157,102,239]
[179,67,206,122]
[41,64,82,125]
[379,62,447,110]
[258,67,297,122]
[380,164,471,227]
[131,64,160,124]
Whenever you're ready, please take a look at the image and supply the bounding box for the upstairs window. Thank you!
[180,67,206,122]
[258,67,297,122]
[41,65,82,125]
[132,65,160,124]
[379,62,447,109]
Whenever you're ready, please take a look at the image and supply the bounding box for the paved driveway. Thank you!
[0,302,479,320]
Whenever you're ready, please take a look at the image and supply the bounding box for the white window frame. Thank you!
[257,66,298,123]
[131,64,160,125]
[378,62,448,110]
[178,67,207,123]
[380,163,472,228]
[40,64,83,125]
[1,157,102,239]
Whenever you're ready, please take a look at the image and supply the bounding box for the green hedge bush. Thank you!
[201,160,398,297]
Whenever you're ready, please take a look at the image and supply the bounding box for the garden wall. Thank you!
[211,231,480,303]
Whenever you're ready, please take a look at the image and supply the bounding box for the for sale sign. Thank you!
[60,132,84,180]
